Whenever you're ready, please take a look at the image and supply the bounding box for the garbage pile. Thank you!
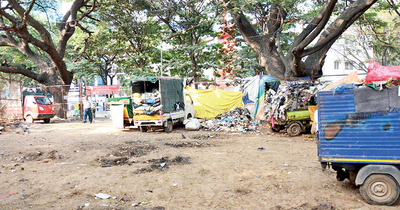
[131,89,162,116]
[263,81,323,124]
[202,107,260,132]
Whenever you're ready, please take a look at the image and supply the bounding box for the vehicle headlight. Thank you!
[39,106,45,111]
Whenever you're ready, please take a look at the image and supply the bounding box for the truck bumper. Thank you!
[36,114,55,119]
[135,120,163,126]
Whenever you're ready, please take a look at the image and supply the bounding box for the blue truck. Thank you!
[317,87,400,205]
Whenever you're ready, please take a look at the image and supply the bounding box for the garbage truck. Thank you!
[317,87,400,205]
[127,77,194,132]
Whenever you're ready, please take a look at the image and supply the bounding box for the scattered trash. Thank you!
[284,164,289,167]
[0,191,17,198]
[172,183,178,187]
[95,193,110,199]
[160,162,166,167]
[202,107,260,132]
[257,147,265,151]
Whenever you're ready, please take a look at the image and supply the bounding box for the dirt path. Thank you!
[0,117,398,209]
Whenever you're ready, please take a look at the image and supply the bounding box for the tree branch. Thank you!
[8,0,53,47]
[73,32,92,62]
[387,0,400,17]
[0,65,42,82]
[77,0,96,22]
[301,0,377,57]
[57,0,97,58]
[295,0,337,50]
[22,0,35,27]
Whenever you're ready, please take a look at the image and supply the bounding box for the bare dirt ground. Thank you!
[0,117,399,210]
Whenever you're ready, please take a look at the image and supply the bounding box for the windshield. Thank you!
[34,97,52,105]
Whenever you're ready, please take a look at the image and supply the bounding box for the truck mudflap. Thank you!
[355,165,400,186]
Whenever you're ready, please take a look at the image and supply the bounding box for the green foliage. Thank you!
[347,1,400,67]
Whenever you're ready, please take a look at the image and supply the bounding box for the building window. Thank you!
[345,61,353,70]
[334,61,340,70]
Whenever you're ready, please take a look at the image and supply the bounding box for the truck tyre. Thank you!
[26,115,34,124]
[43,118,50,123]
[287,122,301,136]
[139,126,148,132]
[360,174,400,205]
[165,121,173,133]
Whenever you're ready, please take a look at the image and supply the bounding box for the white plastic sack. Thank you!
[185,118,201,131]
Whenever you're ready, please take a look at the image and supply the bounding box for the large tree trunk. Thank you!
[46,85,70,119]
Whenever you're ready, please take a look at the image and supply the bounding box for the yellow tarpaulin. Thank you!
[186,87,243,119]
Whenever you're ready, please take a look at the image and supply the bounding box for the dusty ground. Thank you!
[0,117,399,210]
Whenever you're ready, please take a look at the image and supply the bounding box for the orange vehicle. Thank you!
[22,92,55,123]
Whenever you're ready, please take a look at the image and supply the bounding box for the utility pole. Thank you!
[160,44,163,76]
[79,83,83,119]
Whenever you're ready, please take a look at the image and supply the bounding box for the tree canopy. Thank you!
[2,0,399,89]
[0,0,98,117]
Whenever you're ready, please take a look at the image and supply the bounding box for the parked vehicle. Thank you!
[270,108,315,136]
[122,77,194,132]
[22,92,55,123]
[317,87,400,205]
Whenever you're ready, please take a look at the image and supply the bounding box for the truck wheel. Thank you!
[360,174,400,205]
[139,126,148,132]
[26,115,34,124]
[287,122,301,136]
[165,121,173,133]
[43,118,50,123]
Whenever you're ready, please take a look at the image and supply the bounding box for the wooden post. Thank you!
[79,84,83,119]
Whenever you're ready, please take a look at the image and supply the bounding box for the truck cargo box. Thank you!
[317,87,400,165]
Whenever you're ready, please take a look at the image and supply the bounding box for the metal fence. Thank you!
[1,78,129,122]
[0,77,73,122]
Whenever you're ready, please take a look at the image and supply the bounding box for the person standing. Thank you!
[83,95,93,124]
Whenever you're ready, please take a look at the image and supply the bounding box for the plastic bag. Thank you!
[185,118,201,131]
[365,60,400,84]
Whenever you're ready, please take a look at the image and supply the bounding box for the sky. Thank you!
[60,2,72,16]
